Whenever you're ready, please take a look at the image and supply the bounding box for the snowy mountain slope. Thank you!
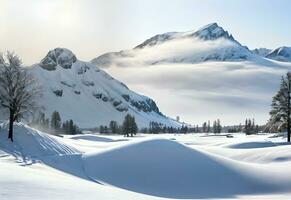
[91,23,259,67]
[266,46,291,62]
[28,48,179,128]
[252,48,272,57]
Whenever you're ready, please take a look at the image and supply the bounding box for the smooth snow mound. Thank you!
[83,139,289,199]
[70,134,128,143]
[0,123,79,159]
[227,141,280,149]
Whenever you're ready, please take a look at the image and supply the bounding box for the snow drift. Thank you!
[0,123,78,159]
[83,139,291,199]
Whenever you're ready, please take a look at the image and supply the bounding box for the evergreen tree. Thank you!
[44,118,50,130]
[109,120,118,134]
[51,111,61,133]
[266,73,291,142]
[202,122,207,133]
[207,120,211,133]
[69,120,74,134]
[104,126,108,134]
[217,119,222,133]
[213,120,217,134]
[100,125,104,134]
[123,114,138,137]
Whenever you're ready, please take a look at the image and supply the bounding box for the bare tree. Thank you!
[0,52,40,142]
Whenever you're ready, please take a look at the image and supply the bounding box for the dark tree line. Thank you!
[200,119,222,134]
[99,114,138,137]
[244,118,259,135]
[32,111,81,135]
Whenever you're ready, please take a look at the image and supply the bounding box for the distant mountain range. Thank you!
[92,23,291,68]
[90,23,291,125]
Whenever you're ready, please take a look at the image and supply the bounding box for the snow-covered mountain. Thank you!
[90,23,291,125]
[91,23,258,67]
[29,48,179,128]
[252,48,272,57]
[266,46,291,62]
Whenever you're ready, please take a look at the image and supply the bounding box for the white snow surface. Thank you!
[1,123,291,199]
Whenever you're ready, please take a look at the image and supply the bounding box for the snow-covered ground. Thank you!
[1,123,291,199]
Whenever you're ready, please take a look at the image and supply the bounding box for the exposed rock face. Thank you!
[40,48,77,70]
[266,47,291,62]
[190,23,236,41]
[252,48,272,57]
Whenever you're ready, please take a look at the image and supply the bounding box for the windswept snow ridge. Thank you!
[0,123,78,159]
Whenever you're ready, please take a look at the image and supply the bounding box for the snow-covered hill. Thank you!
[266,46,291,62]
[91,23,258,67]
[1,124,291,199]
[28,48,179,128]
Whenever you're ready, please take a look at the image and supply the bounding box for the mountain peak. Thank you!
[40,48,77,70]
[266,46,291,62]
[134,23,238,49]
[190,22,235,41]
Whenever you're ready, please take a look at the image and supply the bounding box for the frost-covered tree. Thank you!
[0,52,40,142]
[266,73,291,142]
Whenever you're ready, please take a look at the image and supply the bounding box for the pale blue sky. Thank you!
[1,0,290,64]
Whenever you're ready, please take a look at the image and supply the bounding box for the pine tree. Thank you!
[123,114,138,137]
[130,116,138,136]
[213,120,217,134]
[266,73,291,142]
[122,114,131,137]
[217,119,222,133]
[51,111,61,133]
[104,126,108,134]
[207,120,211,133]
[202,122,207,133]
[100,125,104,134]
[109,120,118,134]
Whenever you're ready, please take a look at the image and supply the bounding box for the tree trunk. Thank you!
[8,110,14,142]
